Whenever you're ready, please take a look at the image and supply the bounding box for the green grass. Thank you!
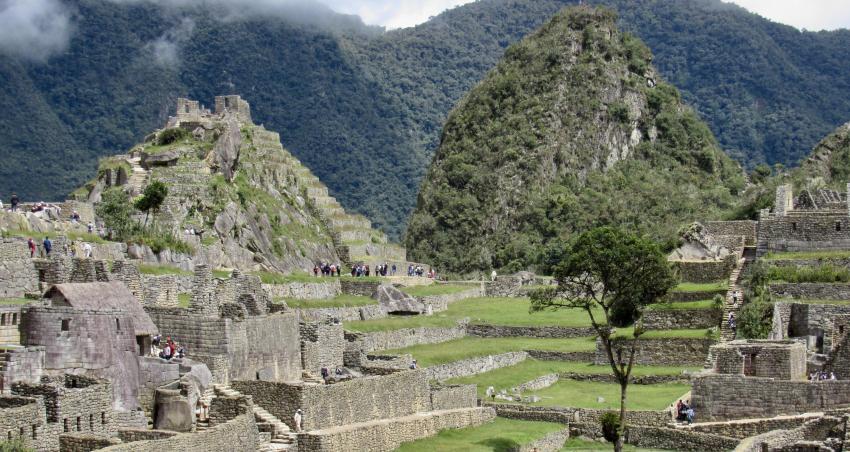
[282,295,377,309]
[447,359,698,397]
[613,328,718,340]
[562,438,650,451]
[383,337,597,367]
[401,284,474,297]
[646,300,718,311]
[139,264,192,276]
[212,269,232,278]
[1,229,108,244]
[346,297,600,333]
[767,264,850,283]
[673,281,728,293]
[0,298,32,305]
[531,380,689,410]
[178,293,190,308]
[396,418,565,452]
[764,250,850,261]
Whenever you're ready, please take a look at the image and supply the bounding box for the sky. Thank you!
[319,0,850,31]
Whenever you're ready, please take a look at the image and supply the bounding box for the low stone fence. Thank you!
[558,373,689,385]
[515,373,559,392]
[594,338,716,366]
[263,280,341,300]
[418,286,484,312]
[624,426,739,451]
[425,352,528,381]
[516,428,570,452]
[734,416,843,452]
[769,282,850,300]
[642,308,721,330]
[675,258,736,284]
[295,304,385,322]
[526,350,595,362]
[666,290,727,302]
[340,280,381,297]
[489,403,670,428]
[59,433,121,452]
[681,412,822,439]
[430,384,478,411]
[467,324,595,339]
[345,325,467,353]
[295,407,496,452]
[99,413,259,452]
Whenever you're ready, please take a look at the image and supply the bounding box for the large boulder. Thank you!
[214,118,242,181]
[374,284,427,315]
[141,148,181,167]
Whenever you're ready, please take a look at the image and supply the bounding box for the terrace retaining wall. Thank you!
[425,352,528,381]
[642,308,722,330]
[262,280,341,300]
[769,283,850,300]
[594,338,716,366]
[466,324,595,339]
[344,325,467,353]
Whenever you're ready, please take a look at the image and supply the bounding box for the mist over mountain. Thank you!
[2,0,850,240]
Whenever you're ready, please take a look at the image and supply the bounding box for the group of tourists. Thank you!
[374,263,395,277]
[809,370,837,381]
[26,236,93,258]
[673,399,695,424]
[314,262,342,277]
[319,366,345,384]
[407,264,435,278]
[350,264,371,277]
[152,334,185,361]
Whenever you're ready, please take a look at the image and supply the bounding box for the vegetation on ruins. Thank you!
[4,1,850,240]
[737,261,773,339]
[96,187,192,254]
[0,439,32,452]
[281,295,377,309]
[767,264,850,284]
[405,7,746,274]
[396,417,565,452]
[530,227,676,452]
[134,181,168,227]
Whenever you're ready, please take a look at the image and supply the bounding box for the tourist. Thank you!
[365,265,370,277]
[486,386,495,400]
[686,406,695,424]
[409,359,417,370]
[71,211,81,223]
[320,367,329,384]
[10,193,18,212]
[27,238,36,258]
[159,343,173,360]
[335,367,343,376]
[728,313,736,333]
[491,270,497,281]
[87,222,95,234]
[42,237,52,256]
[293,409,303,433]
[83,242,93,258]
[830,372,837,380]
[313,265,319,277]
[391,264,397,276]
[336,264,342,277]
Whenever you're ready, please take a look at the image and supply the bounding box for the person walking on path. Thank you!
[293,409,303,433]
[42,237,52,256]
[83,242,93,258]
[10,193,18,212]
[27,238,36,258]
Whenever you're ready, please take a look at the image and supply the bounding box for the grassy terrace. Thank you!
[447,359,698,397]
[0,298,33,305]
[345,297,600,333]
[401,284,475,297]
[563,438,650,451]
[281,295,377,309]
[178,293,190,308]
[530,380,689,410]
[2,229,108,244]
[646,300,718,310]
[384,337,596,367]
[763,250,850,261]
[139,264,193,276]
[397,418,565,452]
[673,281,728,293]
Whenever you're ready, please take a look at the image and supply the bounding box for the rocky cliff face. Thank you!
[799,122,850,186]
[405,7,745,274]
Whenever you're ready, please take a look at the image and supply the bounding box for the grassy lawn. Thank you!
[0,298,32,305]
[764,250,850,261]
[383,337,597,367]
[446,360,697,397]
[531,380,688,410]
[346,297,600,333]
[613,328,718,340]
[282,295,377,309]
[646,300,718,311]
[139,263,192,276]
[178,293,190,308]
[212,269,232,278]
[674,281,728,293]
[396,418,564,452]
[402,284,475,297]
[562,438,650,451]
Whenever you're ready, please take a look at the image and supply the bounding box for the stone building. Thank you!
[757,184,850,255]
[708,340,807,380]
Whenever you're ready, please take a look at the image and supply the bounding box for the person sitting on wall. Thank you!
[159,343,173,360]
[409,359,417,370]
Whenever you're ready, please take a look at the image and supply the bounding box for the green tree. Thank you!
[95,188,135,240]
[530,227,676,452]
[134,181,168,227]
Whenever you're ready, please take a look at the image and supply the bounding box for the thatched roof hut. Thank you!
[44,282,158,336]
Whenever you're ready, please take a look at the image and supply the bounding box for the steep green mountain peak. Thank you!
[405,6,745,274]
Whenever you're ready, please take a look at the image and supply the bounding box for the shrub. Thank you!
[157,128,188,146]
[737,300,773,339]
[600,411,620,443]
[767,264,850,283]
[0,439,32,452]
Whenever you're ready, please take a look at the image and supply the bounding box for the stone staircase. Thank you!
[126,156,149,196]
[301,371,323,385]
[720,248,755,342]
[211,384,296,451]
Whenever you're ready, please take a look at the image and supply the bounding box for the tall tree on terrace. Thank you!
[530,227,676,452]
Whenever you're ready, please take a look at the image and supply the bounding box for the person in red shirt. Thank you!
[27,238,36,258]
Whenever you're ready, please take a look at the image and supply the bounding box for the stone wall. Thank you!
[0,305,23,344]
[0,347,45,393]
[624,426,739,451]
[759,210,850,252]
[262,280,341,300]
[517,428,570,452]
[515,374,559,392]
[525,350,596,362]
[0,396,46,451]
[0,239,39,298]
[344,325,467,353]
[425,352,528,381]
[100,413,259,452]
[681,412,821,439]
[711,341,807,380]
[675,258,735,284]
[429,384,478,411]
[666,290,727,302]
[59,433,121,451]
[136,357,181,413]
[416,286,484,312]
[490,403,670,428]
[142,275,179,308]
[594,338,716,366]
[642,308,721,330]
[704,221,758,246]
[340,280,380,297]
[466,324,595,339]
[771,302,850,351]
[300,320,344,374]
[295,407,496,452]
[294,304,385,323]
[770,283,850,301]
[485,276,523,297]
[734,416,843,452]
[691,375,850,421]
[232,370,431,431]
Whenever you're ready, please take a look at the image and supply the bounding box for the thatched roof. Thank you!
[44,282,157,335]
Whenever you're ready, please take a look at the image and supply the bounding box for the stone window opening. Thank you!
[115,318,121,332]
[11,313,16,325]
[63,419,68,433]
[89,414,94,430]
[76,417,81,431]
[837,222,843,232]
[61,319,70,332]
[743,353,757,376]
[792,222,798,231]
[6,432,10,441]
[18,427,23,438]
[31,425,36,439]
[0,314,5,326]
[101,412,106,425]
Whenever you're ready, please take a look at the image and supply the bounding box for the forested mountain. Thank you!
[1,0,849,240]
[405,6,745,273]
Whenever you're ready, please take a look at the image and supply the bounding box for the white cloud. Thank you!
[0,0,74,61]
[726,0,850,31]
[316,0,473,29]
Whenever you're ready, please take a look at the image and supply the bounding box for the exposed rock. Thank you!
[374,284,427,314]
[214,117,242,182]
[142,149,181,168]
